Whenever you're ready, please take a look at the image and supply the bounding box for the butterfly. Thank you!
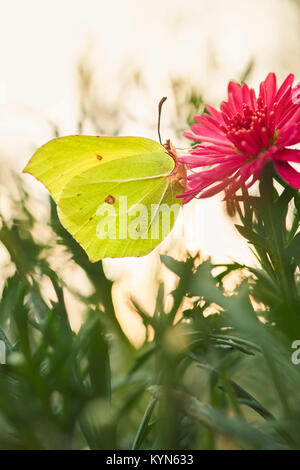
[23,135,186,261]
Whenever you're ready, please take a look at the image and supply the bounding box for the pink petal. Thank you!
[205,104,224,123]
[187,161,241,186]
[191,144,237,155]
[193,114,225,133]
[250,88,257,110]
[225,173,251,197]
[185,126,231,146]
[178,154,246,168]
[228,81,244,113]
[259,73,277,108]
[274,160,300,189]
[221,99,236,119]
[275,73,294,103]
[241,83,252,106]
[276,103,299,129]
[198,179,232,198]
[276,123,300,148]
[274,85,293,124]
[274,149,300,163]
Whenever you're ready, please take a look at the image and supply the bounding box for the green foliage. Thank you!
[0,177,300,450]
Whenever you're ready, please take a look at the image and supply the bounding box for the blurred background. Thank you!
[1,0,300,344]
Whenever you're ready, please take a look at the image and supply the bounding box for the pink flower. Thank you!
[178,73,300,203]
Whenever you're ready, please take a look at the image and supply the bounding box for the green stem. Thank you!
[132,396,157,450]
[258,164,296,301]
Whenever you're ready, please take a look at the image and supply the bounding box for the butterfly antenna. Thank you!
[157,97,167,145]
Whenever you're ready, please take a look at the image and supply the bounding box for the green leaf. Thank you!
[287,232,300,267]
[132,396,157,450]
[149,387,284,449]
[190,358,274,420]
[235,224,268,249]
[86,314,111,400]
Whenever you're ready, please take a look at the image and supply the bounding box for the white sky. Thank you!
[1,0,300,162]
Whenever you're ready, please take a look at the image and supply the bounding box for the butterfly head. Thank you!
[164,139,187,190]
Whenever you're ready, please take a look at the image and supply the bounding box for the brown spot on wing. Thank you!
[105,195,116,204]
[96,154,103,160]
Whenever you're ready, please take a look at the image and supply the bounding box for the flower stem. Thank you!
[258,164,297,302]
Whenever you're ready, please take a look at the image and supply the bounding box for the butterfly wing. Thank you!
[23,135,184,260]
[23,136,168,200]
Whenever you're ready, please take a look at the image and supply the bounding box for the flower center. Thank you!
[223,101,274,157]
